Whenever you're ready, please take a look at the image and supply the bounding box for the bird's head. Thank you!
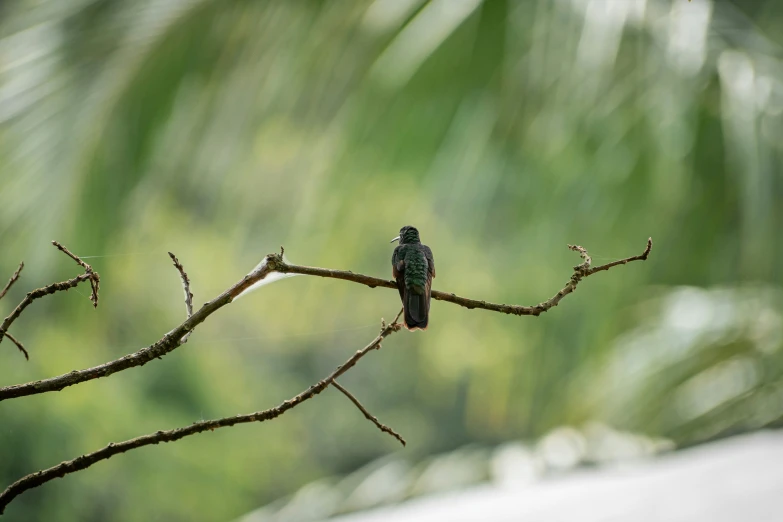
[390,225,421,245]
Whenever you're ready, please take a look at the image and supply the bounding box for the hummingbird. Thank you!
[390,225,435,331]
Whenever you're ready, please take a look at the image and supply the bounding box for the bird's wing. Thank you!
[391,246,403,278]
[423,246,433,317]
[391,245,405,300]
[424,268,433,315]
[423,245,436,278]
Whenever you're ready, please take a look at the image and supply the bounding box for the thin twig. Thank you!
[167,252,193,318]
[0,263,24,301]
[568,243,592,272]
[0,241,102,358]
[51,241,91,271]
[52,241,100,308]
[526,238,652,313]
[168,252,194,343]
[0,273,93,353]
[0,238,651,400]
[0,313,404,513]
[584,237,652,276]
[3,333,28,360]
[332,380,406,446]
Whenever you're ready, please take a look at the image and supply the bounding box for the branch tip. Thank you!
[332,381,406,446]
[167,252,194,320]
[643,237,653,259]
[51,241,90,272]
[0,262,24,301]
[51,241,100,307]
[3,333,28,360]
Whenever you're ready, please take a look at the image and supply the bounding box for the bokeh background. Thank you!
[1,0,783,520]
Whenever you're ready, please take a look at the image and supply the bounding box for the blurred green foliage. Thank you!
[1,0,782,520]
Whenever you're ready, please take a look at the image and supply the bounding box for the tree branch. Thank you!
[52,241,100,308]
[583,237,653,276]
[0,238,651,400]
[2,333,28,361]
[270,237,653,316]
[168,252,193,318]
[0,238,652,513]
[332,380,406,446]
[0,312,404,513]
[0,273,93,353]
[0,256,280,398]
[0,243,101,359]
[168,252,194,343]
[0,263,24,301]
[0,263,28,359]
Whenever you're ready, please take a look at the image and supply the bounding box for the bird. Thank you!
[390,225,435,331]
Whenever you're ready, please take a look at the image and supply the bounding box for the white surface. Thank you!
[324,431,783,522]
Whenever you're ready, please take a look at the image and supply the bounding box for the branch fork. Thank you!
[0,242,101,360]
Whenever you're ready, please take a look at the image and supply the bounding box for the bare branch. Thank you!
[3,333,28,360]
[0,273,93,355]
[0,312,404,513]
[0,263,24,301]
[527,238,652,313]
[0,238,650,399]
[52,241,100,308]
[269,237,653,316]
[0,258,279,398]
[0,242,102,359]
[568,243,592,272]
[167,252,193,318]
[51,241,90,271]
[332,380,406,446]
[0,237,651,511]
[584,237,653,276]
[167,252,194,343]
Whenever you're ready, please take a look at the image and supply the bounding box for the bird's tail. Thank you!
[403,284,429,331]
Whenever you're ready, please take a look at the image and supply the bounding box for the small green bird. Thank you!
[390,225,435,331]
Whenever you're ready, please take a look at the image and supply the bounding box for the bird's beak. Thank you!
[390,236,400,243]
